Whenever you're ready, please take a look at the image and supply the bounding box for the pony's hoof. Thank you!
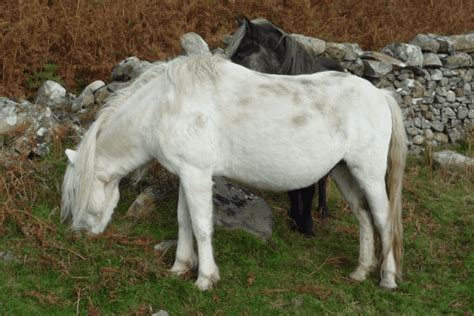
[349,270,368,282]
[300,227,315,238]
[318,206,330,219]
[379,278,397,289]
[195,271,220,291]
[170,257,197,275]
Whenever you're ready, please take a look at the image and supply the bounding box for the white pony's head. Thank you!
[61,119,120,234]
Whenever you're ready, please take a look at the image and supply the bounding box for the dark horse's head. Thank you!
[226,17,343,75]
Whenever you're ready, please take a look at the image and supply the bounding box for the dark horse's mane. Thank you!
[280,32,344,75]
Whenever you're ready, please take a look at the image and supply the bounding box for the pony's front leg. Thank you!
[180,169,219,291]
[170,183,198,275]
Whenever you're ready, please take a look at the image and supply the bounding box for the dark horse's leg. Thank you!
[317,175,330,219]
[288,184,316,236]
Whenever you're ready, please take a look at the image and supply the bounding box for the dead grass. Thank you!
[1,0,473,98]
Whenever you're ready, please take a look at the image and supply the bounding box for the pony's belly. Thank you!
[222,155,340,192]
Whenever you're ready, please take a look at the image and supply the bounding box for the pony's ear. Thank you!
[65,149,77,165]
[234,15,244,27]
[242,17,253,32]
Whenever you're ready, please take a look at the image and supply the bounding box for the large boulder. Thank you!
[363,60,392,78]
[111,56,152,82]
[71,80,106,112]
[381,43,424,67]
[449,33,474,53]
[433,150,474,169]
[0,98,27,134]
[128,176,274,241]
[443,52,472,69]
[212,177,273,241]
[35,80,67,107]
[290,34,326,55]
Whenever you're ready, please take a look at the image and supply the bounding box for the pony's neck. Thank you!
[95,112,154,182]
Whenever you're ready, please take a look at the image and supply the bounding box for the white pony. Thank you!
[62,54,407,290]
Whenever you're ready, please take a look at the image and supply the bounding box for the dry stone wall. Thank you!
[294,32,474,154]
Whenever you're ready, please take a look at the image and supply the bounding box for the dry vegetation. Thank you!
[1,0,473,98]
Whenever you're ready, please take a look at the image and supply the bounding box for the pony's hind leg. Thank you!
[288,185,316,236]
[347,161,398,289]
[180,168,219,290]
[330,163,377,281]
[170,183,198,275]
[317,176,330,219]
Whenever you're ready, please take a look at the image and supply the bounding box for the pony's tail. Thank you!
[61,114,105,228]
[384,91,408,279]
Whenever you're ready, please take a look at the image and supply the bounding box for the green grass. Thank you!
[1,152,473,315]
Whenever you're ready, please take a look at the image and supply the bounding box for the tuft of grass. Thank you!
[26,63,65,91]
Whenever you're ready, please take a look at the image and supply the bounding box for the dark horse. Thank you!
[226,17,344,236]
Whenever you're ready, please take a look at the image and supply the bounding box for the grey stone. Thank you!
[35,80,66,107]
[410,34,440,53]
[450,119,462,127]
[446,90,456,102]
[435,95,446,103]
[439,77,449,87]
[436,86,448,96]
[414,117,422,128]
[0,98,26,134]
[413,135,425,145]
[432,121,445,132]
[421,118,432,129]
[71,80,106,112]
[152,310,170,316]
[422,53,442,67]
[0,251,15,262]
[406,127,422,136]
[360,51,407,67]
[444,52,472,68]
[424,129,434,140]
[325,42,359,61]
[402,79,415,89]
[412,86,425,98]
[432,35,454,53]
[450,33,474,53]
[381,43,424,67]
[448,128,463,143]
[464,82,472,94]
[213,177,273,240]
[180,32,210,55]
[291,34,326,55]
[430,69,443,81]
[433,150,474,169]
[433,132,449,143]
[127,187,164,219]
[111,56,152,81]
[341,58,365,76]
[469,109,474,119]
[442,69,458,77]
[363,60,392,78]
